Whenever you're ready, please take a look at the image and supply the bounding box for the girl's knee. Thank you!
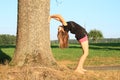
[83,51,89,57]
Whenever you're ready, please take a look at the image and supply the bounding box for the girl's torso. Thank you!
[63,21,88,40]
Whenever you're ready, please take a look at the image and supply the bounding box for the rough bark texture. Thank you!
[12,0,56,67]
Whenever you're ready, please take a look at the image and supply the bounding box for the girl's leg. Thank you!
[75,40,89,74]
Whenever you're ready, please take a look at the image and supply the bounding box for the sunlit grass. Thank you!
[1,48,15,58]
[0,43,120,66]
[52,43,120,66]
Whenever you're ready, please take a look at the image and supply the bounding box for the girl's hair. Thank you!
[57,26,69,48]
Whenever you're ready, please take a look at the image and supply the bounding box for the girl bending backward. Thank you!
[50,14,89,74]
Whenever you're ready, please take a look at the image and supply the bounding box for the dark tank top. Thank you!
[63,21,88,40]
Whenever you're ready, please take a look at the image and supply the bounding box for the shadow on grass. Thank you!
[90,43,120,47]
[0,45,15,48]
[51,44,81,49]
[0,45,14,65]
[90,43,120,51]
[51,43,120,51]
[51,45,59,48]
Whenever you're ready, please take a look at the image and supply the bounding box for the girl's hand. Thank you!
[48,16,51,23]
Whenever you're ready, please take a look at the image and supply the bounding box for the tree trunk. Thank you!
[12,0,56,67]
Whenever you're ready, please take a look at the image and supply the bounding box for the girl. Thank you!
[50,14,89,74]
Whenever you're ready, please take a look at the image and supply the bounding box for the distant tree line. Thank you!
[0,34,16,45]
[51,38,120,44]
[0,30,120,45]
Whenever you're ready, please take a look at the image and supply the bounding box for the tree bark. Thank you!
[12,0,56,67]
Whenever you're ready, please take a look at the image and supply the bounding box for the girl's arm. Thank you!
[49,14,67,26]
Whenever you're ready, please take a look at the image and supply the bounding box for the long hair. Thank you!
[57,26,69,48]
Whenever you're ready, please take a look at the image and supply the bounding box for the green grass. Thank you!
[52,47,81,61]
[0,45,15,58]
[52,43,120,66]
[0,43,120,66]
[1,48,15,58]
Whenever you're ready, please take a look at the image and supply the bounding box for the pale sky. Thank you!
[0,0,120,40]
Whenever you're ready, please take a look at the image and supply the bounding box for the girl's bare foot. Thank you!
[75,69,85,74]
[82,69,87,72]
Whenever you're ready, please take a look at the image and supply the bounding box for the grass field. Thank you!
[52,43,120,68]
[0,43,120,80]
[0,43,120,67]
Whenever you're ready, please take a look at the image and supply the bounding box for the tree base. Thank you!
[0,65,118,80]
[0,65,69,80]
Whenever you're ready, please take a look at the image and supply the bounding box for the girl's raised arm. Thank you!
[49,14,67,26]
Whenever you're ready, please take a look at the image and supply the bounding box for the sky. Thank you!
[0,0,120,40]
